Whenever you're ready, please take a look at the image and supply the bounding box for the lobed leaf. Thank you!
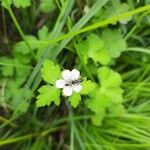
[41,60,61,84]
[97,66,122,87]
[101,29,126,58]
[40,0,56,13]
[69,93,81,108]
[13,0,31,8]
[36,85,60,107]
[81,80,96,95]
[91,110,105,126]
[87,67,123,113]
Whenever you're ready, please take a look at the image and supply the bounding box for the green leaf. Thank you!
[36,26,52,59]
[36,85,60,107]
[91,110,105,126]
[40,0,56,13]
[87,34,104,52]
[14,89,32,114]
[0,55,31,77]
[108,104,126,116]
[38,25,51,40]
[75,34,111,65]
[41,60,61,84]
[14,58,31,77]
[87,34,111,65]
[5,79,23,102]
[4,79,31,110]
[13,0,31,8]
[117,3,132,24]
[75,42,88,64]
[13,35,38,55]
[0,57,14,77]
[1,0,12,9]
[101,29,126,58]
[81,80,96,95]
[97,66,122,87]
[100,0,132,24]
[3,0,31,8]
[100,86,123,103]
[69,93,81,108]
[85,59,97,75]
[86,88,110,113]
[14,53,32,64]
[87,67,123,113]
[75,30,126,65]
[98,67,123,103]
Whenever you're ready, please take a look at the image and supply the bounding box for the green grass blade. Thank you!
[36,5,150,46]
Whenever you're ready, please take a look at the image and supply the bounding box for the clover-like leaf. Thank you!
[75,34,111,65]
[36,85,60,107]
[86,88,110,113]
[1,0,12,8]
[38,25,51,40]
[98,67,123,103]
[100,86,123,104]
[41,60,60,84]
[81,80,96,95]
[91,110,105,126]
[0,57,14,77]
[103,0,132,24]
[40,0,56,13]
[101,29,126,58]
[117,3,132,24]
[36,26,52,59]
[69,93,81,108]
[75,42,88,65]
[98,66,122,87]
[87,34,111,65]
[14,58,31,77]
[13,35,38,55]
[4,79,32,113]
[13,0,31,8]
[87,67,123,113]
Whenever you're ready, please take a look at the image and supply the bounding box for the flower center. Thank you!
[65,79,80,86]
[72,80,79,85]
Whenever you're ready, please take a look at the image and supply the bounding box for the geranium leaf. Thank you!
[36,85,60,107]
[81,80,96,95]
[101,29,126,58]
[87,67,123,113]
[41,60,61,84]
[69,93,81,108]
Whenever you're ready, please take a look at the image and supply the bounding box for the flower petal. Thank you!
[62,70,71,81]
[56,79,66,88]
[63,86,73,96]
[72,84,82,93]
[71,69,80,80]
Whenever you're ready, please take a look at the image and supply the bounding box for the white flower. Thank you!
[56,69,82,96]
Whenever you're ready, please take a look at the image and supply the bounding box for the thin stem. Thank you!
[0,79,9,115]
[126,47,150,55]
[0,133,37,146]
[4,1,36,60]
[0,116,18,128]
[0,126,65,146]
[2,6,7,38]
